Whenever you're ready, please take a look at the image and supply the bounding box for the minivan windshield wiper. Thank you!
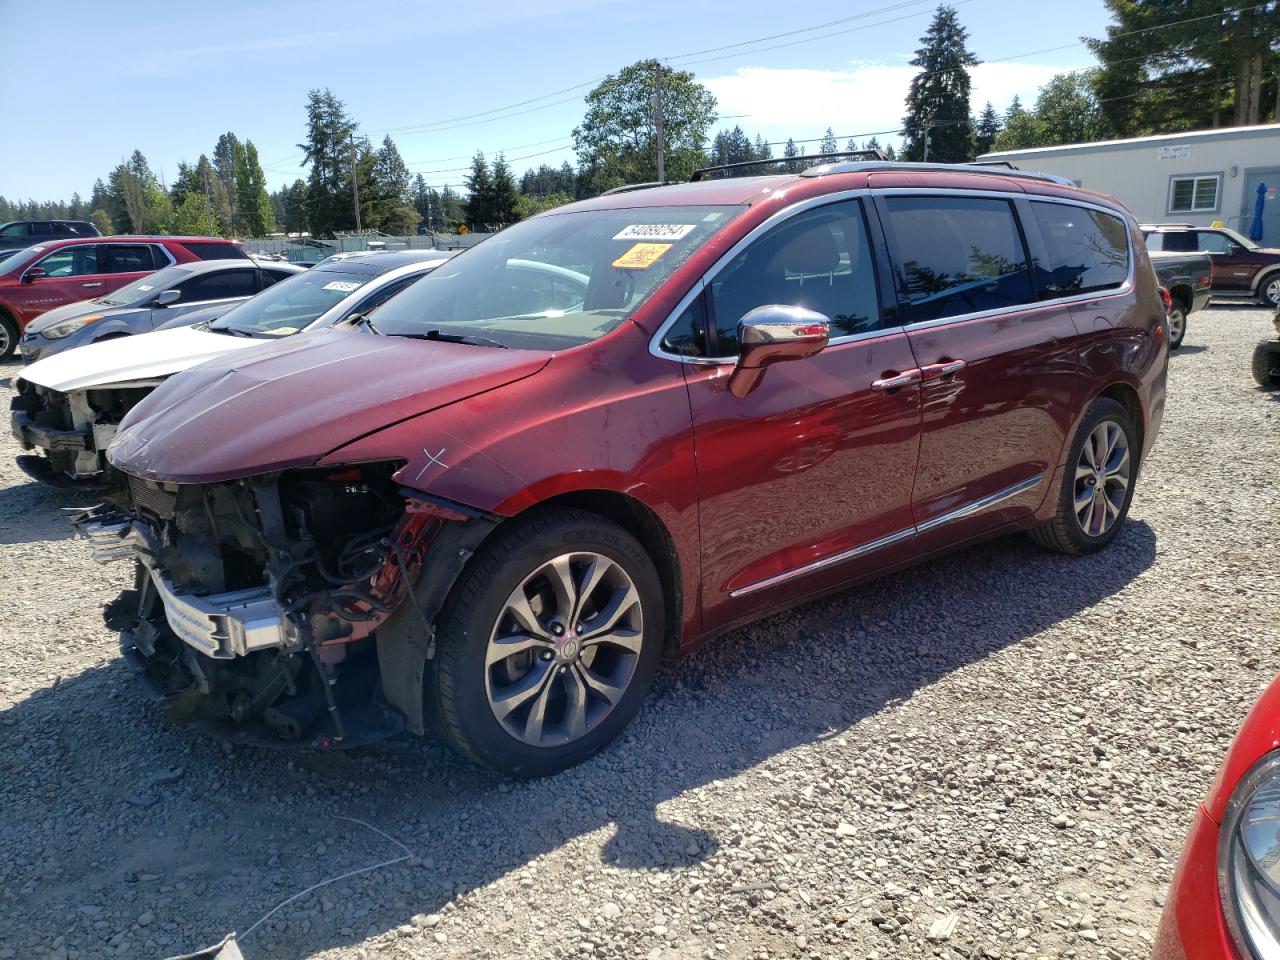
[391,328,510,349]
[209,325,257,338]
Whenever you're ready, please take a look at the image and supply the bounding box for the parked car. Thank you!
[1143,223,1280,306]
[1252,304,1280,388]
[17,258,302,363]
[76,162,1167,775]
[1147,249,1212,349]
[0,235,249,361]
[0,219,100,254]
[1152,675,1280,960]
[11,251,453,484]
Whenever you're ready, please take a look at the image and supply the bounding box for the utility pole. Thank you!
[351,133,362,233]
[653,63,665,183]
[202,166,216,236]
[923,126,930,163]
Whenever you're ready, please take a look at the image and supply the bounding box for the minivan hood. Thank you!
[109,328,552,484]
[25,299,130,335]
[19,327,260,392]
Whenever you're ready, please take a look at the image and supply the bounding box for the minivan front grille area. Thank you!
[128,476,178,523]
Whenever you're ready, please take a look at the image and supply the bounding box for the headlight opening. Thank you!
[1220,751,1280,958]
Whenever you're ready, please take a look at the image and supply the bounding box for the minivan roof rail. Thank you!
[1140,222,1197,229]
[799,160,1075,187]
[690,149,888,182]
[599,182,676,196]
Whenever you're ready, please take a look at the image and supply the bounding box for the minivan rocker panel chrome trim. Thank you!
[81,165,1167,773]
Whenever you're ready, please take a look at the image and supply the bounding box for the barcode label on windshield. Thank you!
[613,224,696,242]
[322,281,362,292]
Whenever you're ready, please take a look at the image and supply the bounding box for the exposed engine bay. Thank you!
[72,462,492,747]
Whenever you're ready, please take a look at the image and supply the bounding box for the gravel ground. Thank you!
[0,304,1276,960]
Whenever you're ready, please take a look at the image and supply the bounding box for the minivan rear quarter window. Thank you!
[1029,201,1129,298]
[883,196,1034,323]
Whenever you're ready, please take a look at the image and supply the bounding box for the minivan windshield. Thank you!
[98,264,194,306]
[210,267,372,337]
[371,204,743,349]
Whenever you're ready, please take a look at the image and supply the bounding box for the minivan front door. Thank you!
[676,199,923,633]
[874,193,1078,551]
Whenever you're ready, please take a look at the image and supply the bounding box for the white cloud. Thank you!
[702,61,1074,145]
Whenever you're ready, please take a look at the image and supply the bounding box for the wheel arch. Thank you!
[1253,267,1280,298]
[1095,380,1145,456]
[1167,283,1193,312]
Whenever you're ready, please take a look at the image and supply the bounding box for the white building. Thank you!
[980,124,1280,237]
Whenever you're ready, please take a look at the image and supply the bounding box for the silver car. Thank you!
[18,258,303,362]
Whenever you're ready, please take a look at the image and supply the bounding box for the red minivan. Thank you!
[0,235,247,359]
[81,161,1168,775]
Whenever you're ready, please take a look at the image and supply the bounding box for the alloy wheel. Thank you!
[0,323,11,358]
[1168,306,1186,344]
[1073,419,1131,538]
[1265,277,1280,307]
[485,552,643,748]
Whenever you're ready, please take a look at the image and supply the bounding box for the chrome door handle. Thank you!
[921,359,967,382]
[81,282,103,288]
[871,369,922,392]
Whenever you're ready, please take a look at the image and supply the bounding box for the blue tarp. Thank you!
[1249,182,1266,243]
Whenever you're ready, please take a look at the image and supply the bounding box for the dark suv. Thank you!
[1143,223,1280,306]
[80,161,1168,776]
[0,220,100,254]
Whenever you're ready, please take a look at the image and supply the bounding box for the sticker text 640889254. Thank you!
[612,224,696,242]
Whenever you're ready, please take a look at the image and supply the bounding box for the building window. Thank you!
[1168,175,1220,213]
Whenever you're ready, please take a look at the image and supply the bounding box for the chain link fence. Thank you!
[241,232,493,263]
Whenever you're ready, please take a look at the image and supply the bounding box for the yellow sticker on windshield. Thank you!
[612,242,672,270]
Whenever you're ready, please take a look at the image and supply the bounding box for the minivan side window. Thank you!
[1029,202,1129,298]
[883,196,1034,323]
[106,244,156,273]
[708,199,882,355]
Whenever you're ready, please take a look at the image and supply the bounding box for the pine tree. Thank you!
[819,127,839,155]
[782,137,799,172]
[368,135,413,232]
[464,153,494,230]
[299,88,359,237]
[972,101,1001,156]
[901,4,978,163]
[490,154,519,227]
[235,141,275,236]
[753,134,772,160]
[1005,95,1025,124]
[212,132,242,232]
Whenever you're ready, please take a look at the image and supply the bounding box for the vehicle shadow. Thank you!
[0,521,1158,958]
[1170,344,1207,356]
[0,473,100,544]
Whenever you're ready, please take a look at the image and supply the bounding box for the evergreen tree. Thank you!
[972,101,1002,156]
[490,154,519,227]
[68,193,85,220]
[299,88,359,237]
[1005,95,1025,124]
[284,179,309,234]
[993,73,1112,151]
[901,4,978,163]
[368,135,412,231]
[107,150,169,233]
[235,141,274,236]
[782,137,800,172]
[753,134,772,160]
[438,184,462,230]
[819,127,839,155]
[463,153,494,229]
[212,132,242,232]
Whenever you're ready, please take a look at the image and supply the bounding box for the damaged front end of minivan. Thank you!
[71,463,494,747]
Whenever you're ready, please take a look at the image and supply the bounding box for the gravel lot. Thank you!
[0,304,1276,960]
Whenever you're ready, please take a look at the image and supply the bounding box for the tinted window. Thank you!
[1029,202,1129,298]
[35,245,101,278]
[180,241,251,261]
[0,223,27,239]
[884,196,1034,323]
[709,199,881,354]
[1155,231,1196,253]
[659,295,710,357]
[30,222,53,236]
[151,244,173,266]
[178,269,258,302]
[260,267,296,288]
[1195,231,1234,254]
[106,244,156,273]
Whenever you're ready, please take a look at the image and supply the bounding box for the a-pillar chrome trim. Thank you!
[727,475,1043,599]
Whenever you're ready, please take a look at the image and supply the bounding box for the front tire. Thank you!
[430,507,664,777]
[1253,340,1280,389]
[1259,274,1280,308]
[1030,397,1138,556]
[0,314,17,362]
[1167,303,1187,350]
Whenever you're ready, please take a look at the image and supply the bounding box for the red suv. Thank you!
[81,162,1167,775]
[0,235,247,359]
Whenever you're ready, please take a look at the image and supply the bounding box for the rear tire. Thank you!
[1167,303,1187,350]
[429,507,664,777]
[1259,274,1280,308]
[0,314,17,362]
[1030,397,1138,556]
[1252,340,1280,389]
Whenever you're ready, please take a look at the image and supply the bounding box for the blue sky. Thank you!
[0,0,1113,201]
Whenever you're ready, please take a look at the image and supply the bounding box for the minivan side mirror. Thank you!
[20,266,46,283]
[154,289,181,306]
[728,305,830,399]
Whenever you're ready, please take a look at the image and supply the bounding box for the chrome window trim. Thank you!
[649,186,1137,363]
[728,474,1043,598]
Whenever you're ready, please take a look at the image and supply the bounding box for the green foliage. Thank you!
[171,192,217,235]
[819,127,839,155]
[90,209,113,235]
[901,4,978,163]
[212,132,241,233]
[366,135,412,231]
[972,102,1001,156]
[515,192,573,220]
[1086,0,1279,135]
[463,152,494,230]
[991,73,1112,151]
[106,150,170,233]
[299,88,359,237]
[235,141,275,236]
[518,162,577,198]
[573,58,717,193]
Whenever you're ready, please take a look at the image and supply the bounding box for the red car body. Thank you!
[1153,677,1280,960]
[0,235,246,335]
[113,169,1166,650]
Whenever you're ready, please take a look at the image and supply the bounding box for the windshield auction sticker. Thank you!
[613,224,696,242]
[322,281,362,292]
[612,242,672,270]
